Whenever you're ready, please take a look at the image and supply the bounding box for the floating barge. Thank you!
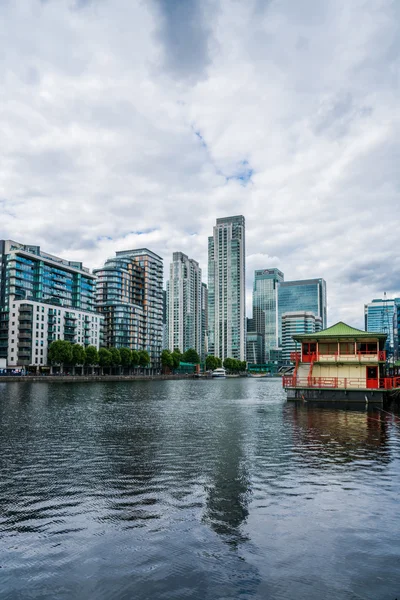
[282,322,400,404]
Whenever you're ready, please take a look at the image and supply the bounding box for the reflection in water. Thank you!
[203,410,250,543]
[286,404,390,468]
[0,379,399,600]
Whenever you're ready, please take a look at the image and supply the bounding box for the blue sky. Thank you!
[1,0,400,327]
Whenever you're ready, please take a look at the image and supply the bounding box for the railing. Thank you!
[290,352,301,362]
[283,375,400,390]
[301,351,386,363]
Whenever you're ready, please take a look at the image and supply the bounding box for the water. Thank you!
[0,379,399,600]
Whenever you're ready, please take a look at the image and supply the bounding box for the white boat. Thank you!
[212,367,226,378]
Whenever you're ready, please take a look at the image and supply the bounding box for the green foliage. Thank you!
[131,349,140,367]
[138,350,150,367]
[98,348,112,367]
[48,340,73,365]
[171,350,181,370]
[119,347,132,367]
[205,355,221,371]
[109,347,121,366]
[85,345,98,366]
[161,349,173,369]
[71,344,86,366]
[223,358,247,372]
[182,348,200,364]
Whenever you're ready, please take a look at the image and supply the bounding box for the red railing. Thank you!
[301,351,386,363]
[290,352,301,362]
[282,375,400,390]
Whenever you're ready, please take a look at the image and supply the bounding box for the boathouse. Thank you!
[282,321,394,403]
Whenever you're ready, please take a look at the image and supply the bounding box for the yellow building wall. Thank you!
[312,363,367,386]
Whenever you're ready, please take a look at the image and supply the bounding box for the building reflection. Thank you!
[202,411,251,546]
[285,404,391,467]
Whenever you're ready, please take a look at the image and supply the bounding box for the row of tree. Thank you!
[204,355,247,372]
[48,340,150,373]
[160,347,201,371]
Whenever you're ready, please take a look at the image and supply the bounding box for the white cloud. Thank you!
[1,0,400,328]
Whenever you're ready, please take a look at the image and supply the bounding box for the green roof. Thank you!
[292,321,387,341]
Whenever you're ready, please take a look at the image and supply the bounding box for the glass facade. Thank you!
[208,216,245,361]
[252,268,284,360]
[167,252,203,357]
[277,278,327,345]
[281,311,322,362]
[365,298,400,356]
[0,239,98,362]
[95,248,163,368]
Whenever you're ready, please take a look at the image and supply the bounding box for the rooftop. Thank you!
[292,321,387,341]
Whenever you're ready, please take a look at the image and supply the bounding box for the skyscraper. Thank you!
[94,248,163,368]
[364,297,400,355]
[167,252,202,357]
[281,311,322,362]
[208,215,245,361]
[201,282,208,362]
[277,278,327,345]
[252,268,284,360]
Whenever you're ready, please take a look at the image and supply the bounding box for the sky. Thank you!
[1,0,400,328]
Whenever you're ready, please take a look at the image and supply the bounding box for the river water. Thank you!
[0,379,399,599]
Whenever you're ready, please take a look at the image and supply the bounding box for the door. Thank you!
[366,366,378,389]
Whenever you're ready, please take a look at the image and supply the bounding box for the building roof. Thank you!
[292,321,387,341]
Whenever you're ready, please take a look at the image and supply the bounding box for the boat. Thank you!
[212,367,226,378]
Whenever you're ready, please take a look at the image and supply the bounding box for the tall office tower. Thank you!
[246,316,264,364]
[281,311,322,362]
[94,248,163,368]
[252,268,284,360]
[201,282,208,361]
[208,215,246,361]
[0,239,102,368]
[364,297,400,355]
[162,290,168,350]
[167,252,202,356]
[277,278,327,345]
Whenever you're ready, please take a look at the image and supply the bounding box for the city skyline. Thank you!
[1,1,399,331]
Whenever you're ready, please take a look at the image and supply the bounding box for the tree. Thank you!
[131,350,140,371]
[171,350,181,370]
[71,344,86,375]
[85,345,99,374]
[109,347,121,373]
[183,348,200,364]
[98,348,112,374]
[161,349,173,371]
[138,350,150,368]
[48,340,73,372]
[120,347,132,373]
[206,355,220,371]
[72,344,86,366]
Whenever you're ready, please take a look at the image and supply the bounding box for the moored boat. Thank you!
[212,367,226,378]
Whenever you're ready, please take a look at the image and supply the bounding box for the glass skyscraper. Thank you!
[252,268,284,360]
[277,278,327,344]
[364,297,400,355]
[167,252,202,357]
[281,311,322,362]
[208,216,245,361]
[94,248,163,368]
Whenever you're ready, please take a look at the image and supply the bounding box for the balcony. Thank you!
[301,351,386,364]
[283,375,400,391]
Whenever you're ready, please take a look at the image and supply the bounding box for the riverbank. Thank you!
[0,374,199,383]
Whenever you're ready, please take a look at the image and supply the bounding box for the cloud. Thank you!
[0,0,400,329]
[150,0,213,81]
